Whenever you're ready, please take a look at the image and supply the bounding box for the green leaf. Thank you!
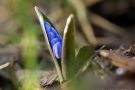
[76,45,94,73]
[62,14,76,80]
[34,6,64,82]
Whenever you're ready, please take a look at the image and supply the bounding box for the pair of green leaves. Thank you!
[35,6,94,83]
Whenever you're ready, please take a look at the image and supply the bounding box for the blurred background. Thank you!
[0,0,135,90]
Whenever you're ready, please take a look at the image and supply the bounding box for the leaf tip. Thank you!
[64,14,75,35]
[34,6,39,15]
[67,14,74,23]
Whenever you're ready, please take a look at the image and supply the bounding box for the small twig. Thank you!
[99,50,135,72]
[0,62,10,70]
[90,13,127,38]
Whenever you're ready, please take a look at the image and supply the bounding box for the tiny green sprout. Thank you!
[35,6,94,84]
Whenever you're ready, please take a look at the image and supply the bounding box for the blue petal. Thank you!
[51,38,62,46]
[57,35,62,42]
[53,42,62,59]
[47,31,57,40]
[44,21,63,59]
[44,22,51,33]
[51,27,59,37]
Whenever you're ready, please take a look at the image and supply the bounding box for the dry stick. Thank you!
[68,0,97,45]
[96,37,117,45]
[90,13,127,38]
[0,62,10,70]
[99,50,135,72]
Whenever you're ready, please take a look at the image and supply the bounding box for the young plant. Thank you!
[35,6,94,84]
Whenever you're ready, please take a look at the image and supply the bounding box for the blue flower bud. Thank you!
[47,31,57,40]
[53,42,62,59]
[44,21,63,59]
[57,35,62,42]
[51,38,62,45]
[51,27,59,36]
[44,22,51,33]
